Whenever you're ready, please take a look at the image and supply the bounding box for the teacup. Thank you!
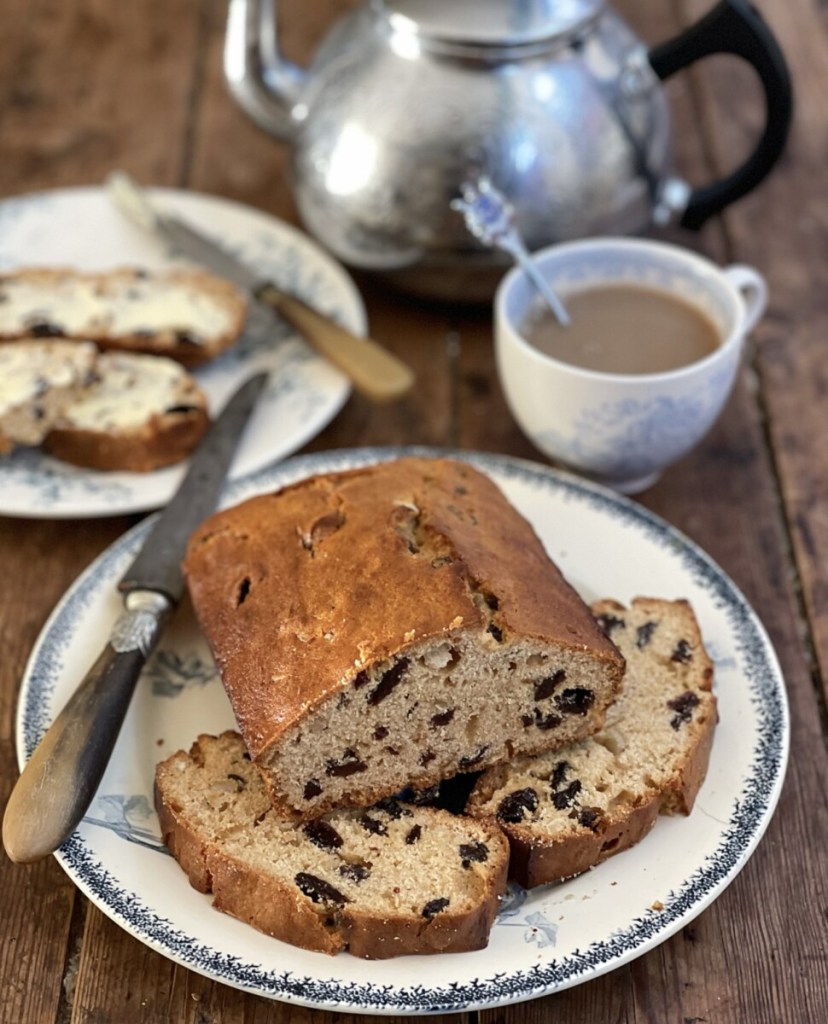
[495,238,767,494]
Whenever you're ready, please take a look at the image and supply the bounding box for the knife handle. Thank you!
[2,592,172,863]
[256,283,415,403]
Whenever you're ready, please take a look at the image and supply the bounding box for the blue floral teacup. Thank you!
[495,238,767,494]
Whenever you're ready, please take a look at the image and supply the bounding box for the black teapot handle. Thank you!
[648,0,792,230]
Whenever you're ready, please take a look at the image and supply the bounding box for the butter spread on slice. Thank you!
[0,340,97,415]
[61,352,195,431]
[0,273,236,344]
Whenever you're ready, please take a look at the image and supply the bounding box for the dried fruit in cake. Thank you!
[466,597,717,888]
[183,457,626,819]
[155,731,509,958]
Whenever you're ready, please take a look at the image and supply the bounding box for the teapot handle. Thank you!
[649,0,792,230]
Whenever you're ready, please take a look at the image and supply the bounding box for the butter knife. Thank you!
[2,371,267,864]
[106,172,415,403]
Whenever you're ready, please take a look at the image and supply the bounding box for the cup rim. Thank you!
[495,236,747,384]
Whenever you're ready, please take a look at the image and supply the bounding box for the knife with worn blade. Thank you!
[2,371,267,864]
[106,171,415,403]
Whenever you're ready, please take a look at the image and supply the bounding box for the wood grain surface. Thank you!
[1,1,826,1022]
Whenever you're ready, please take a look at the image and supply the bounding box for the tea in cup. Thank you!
[495,238,767,494]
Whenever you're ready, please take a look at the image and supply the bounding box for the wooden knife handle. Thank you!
[257,283,415,403]
[2,594,172,863]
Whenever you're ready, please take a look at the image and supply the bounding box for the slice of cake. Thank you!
[0,339,97,454]
[45,351,209,472]
[183,457,626,819]
[155,731,509,958]
[0,267,247,367]
[466,597,717,888]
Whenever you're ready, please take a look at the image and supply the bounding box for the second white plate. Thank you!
[0,186,362,517]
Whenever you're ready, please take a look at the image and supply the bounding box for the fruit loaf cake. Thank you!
[0,267,247,367]
[466,597,717,888]
[155,731,510,958]
[183,457,626,820]
[0,339,98,454]
[44,351,210,472]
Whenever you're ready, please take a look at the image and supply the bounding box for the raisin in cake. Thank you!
[0,339,97,454]
[183,457,625,819]
[466,597,717,888]
[155,732,509,958]
[45,351,209,472]
[0,267,246,367]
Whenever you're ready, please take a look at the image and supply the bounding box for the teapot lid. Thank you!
[377,0,604,48]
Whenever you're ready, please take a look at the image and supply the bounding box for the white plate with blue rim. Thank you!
[0,186,361,518]
[15,448,788,1014]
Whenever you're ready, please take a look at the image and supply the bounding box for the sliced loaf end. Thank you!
[467,597,717,888]
[156,731,510,958]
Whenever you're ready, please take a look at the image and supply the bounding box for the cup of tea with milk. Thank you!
[494,237,767,494]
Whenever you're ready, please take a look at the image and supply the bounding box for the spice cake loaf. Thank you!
[0,267,247,367]
[466,597,717,888]
[155,731,509,957]
[183,457,626,819]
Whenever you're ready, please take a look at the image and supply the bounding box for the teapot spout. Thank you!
[224,0,306,141]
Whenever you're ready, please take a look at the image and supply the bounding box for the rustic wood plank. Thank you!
[0,0,205,197]
[680,0,828,706]
[69,907,176,1023]
[0,516,130,1024]
[665,1,828,1018]
[1,0,824,1021]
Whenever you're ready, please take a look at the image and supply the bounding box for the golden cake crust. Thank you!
[182,456,622,815]
[184,457,624,769]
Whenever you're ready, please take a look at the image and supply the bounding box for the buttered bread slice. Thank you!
[183,457,626,820]
[45,351,209,472]
[0,339,97,454]
[0,267,247,367]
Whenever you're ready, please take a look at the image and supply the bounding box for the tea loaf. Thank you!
[0,339,98,454]
[45,351,210,472]
[155,731,509,958]
[183,457,626,819]
[466,597,717,888]
[0,267,247,367]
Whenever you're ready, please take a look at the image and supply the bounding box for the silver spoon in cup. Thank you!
[452,177,571,327]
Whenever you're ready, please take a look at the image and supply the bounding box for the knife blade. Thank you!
[2,371,267,864]
[106,171,415,403]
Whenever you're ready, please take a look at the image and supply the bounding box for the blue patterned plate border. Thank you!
[15,448,789,1014]
[0,186,363,518]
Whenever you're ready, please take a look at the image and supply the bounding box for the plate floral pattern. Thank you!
[15,449,789,1013]
[0,187,363,518]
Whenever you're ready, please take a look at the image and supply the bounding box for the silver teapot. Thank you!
[225,0,791,300]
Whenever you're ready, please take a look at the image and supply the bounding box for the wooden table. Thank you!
[2,1,826,1021]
